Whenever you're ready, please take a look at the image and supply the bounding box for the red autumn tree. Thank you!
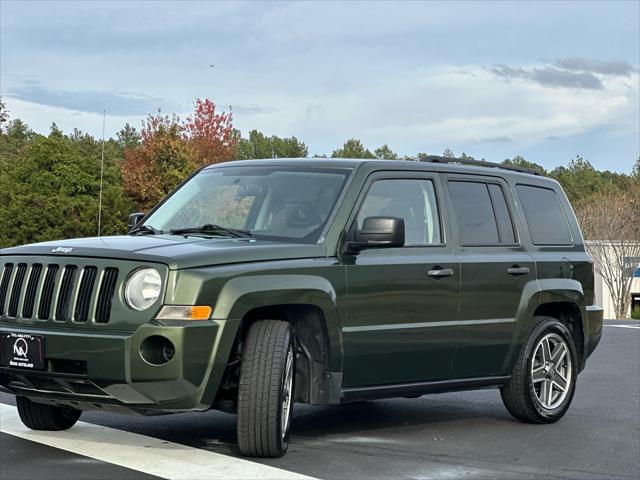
[185,98,237,166]
[122,112,190,210]
[122,99,238,211]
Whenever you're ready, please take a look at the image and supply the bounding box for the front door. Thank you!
[342,173,460,388]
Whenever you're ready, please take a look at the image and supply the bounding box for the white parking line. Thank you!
[605,325,640,330]
[0,403,316,480]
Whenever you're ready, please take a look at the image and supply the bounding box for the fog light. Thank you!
[162,341,175,362]
[140,335,175,365]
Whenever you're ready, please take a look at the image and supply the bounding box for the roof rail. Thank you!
[420,155,542,176]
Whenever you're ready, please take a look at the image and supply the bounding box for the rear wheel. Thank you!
[237,319,296,458]
[16,396,81,431]
[501,316,578,424]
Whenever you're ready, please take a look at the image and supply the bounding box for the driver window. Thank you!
[357,179,442,246]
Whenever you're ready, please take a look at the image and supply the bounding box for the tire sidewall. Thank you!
[277,330,296,451]
[524,318,578,421]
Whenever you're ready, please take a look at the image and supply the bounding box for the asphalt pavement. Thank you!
[1,320,638,480]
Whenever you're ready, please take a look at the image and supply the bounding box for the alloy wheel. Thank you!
[531,332,572,410]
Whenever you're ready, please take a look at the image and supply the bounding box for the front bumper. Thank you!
[0,320,234,413]
[584,305,604,360]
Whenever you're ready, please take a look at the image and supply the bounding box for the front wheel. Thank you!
[16,396,81,431]
[501,316,578,424]
[237,320,296,458]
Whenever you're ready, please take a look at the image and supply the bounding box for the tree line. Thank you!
[1,97,638,252]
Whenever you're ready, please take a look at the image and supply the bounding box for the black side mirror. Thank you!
[128,212,146,232]
[348,216,405,253]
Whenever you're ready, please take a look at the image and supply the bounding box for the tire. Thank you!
[501,316,578,424]
[237,320,296,458]
[16,396,81,431]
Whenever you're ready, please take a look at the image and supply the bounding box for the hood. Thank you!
[0,235,326,270]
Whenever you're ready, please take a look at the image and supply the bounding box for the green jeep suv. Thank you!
[0,157,604,457]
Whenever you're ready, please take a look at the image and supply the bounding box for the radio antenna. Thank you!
[97,109,106,236]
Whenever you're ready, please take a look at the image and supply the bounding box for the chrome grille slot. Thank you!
[22,264,43,319]
[96,268,119,323]
[0,263,13,315]
[8,263,27,317]
[55,265,77,322]
[38,264,59,320]
[74,266,97,323]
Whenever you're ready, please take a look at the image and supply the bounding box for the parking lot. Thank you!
[1,320,638,480]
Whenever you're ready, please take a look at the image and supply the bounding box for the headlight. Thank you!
[125,268,162,311]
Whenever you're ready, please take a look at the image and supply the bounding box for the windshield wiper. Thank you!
[129,225,162,235]
[169,224,252,238]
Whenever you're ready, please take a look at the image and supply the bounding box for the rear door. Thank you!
[445,175,535,379]
[342,171,460,388]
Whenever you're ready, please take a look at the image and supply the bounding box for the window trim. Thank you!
[486,183,518,245]
[515,183,575,247]
[446,177,521,248]
[350,174,447,249]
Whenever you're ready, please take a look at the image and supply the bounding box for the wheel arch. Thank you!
[512,278,588,372]
[206,274,343,408]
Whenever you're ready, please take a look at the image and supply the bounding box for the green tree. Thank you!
[117,123,141,148]
[331,139,375,159]
[235,130,308,159]
[442,148,455,158]
[502,155,547,174]
[0,119,35,166]
[374,144,398,160]
[0,125,132,248]
[633,157,640,178]
[271,135,308,158]
[0,96,8,128]
[549,156,632,205]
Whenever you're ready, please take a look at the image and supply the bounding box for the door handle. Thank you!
[427,267,454,278]
[506,265,530,276]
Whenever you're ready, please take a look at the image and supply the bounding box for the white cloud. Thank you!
[229,64,638,156]
[4,63,639,165]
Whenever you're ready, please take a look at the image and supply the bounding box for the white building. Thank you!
[588,242,640,319]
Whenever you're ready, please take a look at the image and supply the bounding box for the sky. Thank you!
[1,0,639,173]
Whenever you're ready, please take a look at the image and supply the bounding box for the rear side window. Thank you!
[449,181,494,245]
[516,184,573,245]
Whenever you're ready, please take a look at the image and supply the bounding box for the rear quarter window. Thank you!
[516,184,573,245]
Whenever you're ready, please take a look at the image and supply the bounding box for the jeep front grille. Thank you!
[95,268,118,323]
[74,266,97,323]
[7,263,27,317]
[22,263,42,319]
[0,262,119,324]
[38,264,59,320]
[55,265,77,321]
[0,263,13,314]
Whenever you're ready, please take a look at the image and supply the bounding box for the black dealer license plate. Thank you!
[0,332,45,370]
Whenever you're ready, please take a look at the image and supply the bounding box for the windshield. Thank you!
[142,166,352,243]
